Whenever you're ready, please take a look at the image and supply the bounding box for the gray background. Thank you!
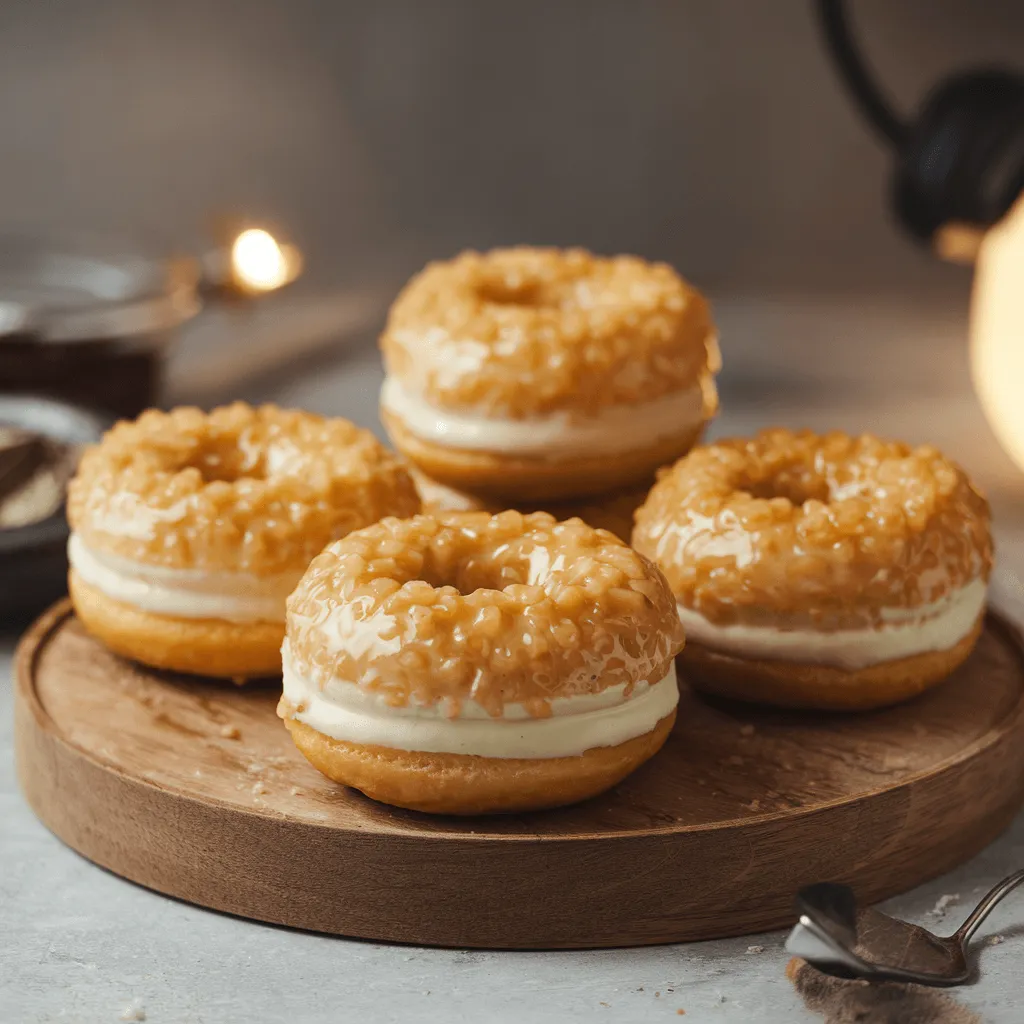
[0,0,1021,297]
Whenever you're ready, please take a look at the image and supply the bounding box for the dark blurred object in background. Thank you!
[0,235,198,418]
[0,227,302,419]
[817,0,1024,254]
[0,395,106,618]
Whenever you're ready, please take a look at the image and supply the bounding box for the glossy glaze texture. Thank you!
[380,246,719,418]
[286,510,684,716]
[633,429,992,629]
[68,403,420,574]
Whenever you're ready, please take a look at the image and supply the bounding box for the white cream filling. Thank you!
[677,577,988,671]
[380,376,711,457]
[282,647,679,758]
[68,533,299,623]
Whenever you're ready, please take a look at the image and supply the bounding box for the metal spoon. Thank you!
[784,872,1024,986]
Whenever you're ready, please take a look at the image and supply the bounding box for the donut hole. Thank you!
[744,468,830,506]
[414,554,514,598]
[475,276,554,309]
[191,439,266,483]
[413,564,482,597]
[395,518,576,598]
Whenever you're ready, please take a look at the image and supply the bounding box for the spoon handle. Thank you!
[954,869,1024,945]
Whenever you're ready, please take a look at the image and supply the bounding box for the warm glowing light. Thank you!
[971,193,1024,472]
[230,228,302,293]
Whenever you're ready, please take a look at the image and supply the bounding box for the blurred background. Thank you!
[3,0,1024,609]
[2,0,1019,295]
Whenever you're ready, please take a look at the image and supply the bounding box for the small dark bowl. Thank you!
[0,395,108,621]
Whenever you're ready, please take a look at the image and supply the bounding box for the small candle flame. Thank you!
[230,228,302,293]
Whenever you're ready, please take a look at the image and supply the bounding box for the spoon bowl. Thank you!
[785,870,1024,986]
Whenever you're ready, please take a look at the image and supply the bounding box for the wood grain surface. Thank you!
[15,601,1024,949]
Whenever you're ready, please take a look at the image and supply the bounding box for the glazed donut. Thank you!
[67,403,419,680]
[279,510,684,814]
[380,247,719,502]
[632,429,993,710]
[408,465,649,543]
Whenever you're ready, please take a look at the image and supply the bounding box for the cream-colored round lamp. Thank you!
[972,194,1024,471]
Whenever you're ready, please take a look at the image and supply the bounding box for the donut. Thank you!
[279,510,685,814]
[67,402,420,680]
[408,465,649,543]
[632,429,992,710]
[379,247,719,502]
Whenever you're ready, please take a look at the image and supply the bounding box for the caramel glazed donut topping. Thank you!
[286,511,685,718]
[68,403,420,576]
[380,246,719,419]
[633,429,993,631]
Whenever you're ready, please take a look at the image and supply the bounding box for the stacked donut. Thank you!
[281,511,684,813]
[632,429,993,710]
[68,403,420,680]
[379,247,721,539]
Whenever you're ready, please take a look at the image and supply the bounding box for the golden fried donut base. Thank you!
[634,429,992,629]
[69,402,419,575]
[380,246,717,419]
[679,615,983,711]
[385,406,704,501]
[70,572,284,681]
[287,511,684,714]
[282,709,676,814]
[409,467,649,543]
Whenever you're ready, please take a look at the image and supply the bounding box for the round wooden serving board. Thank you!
[15,601,1024,949]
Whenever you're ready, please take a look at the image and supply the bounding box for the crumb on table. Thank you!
[930,893,961,919]
[119,999,146,1021]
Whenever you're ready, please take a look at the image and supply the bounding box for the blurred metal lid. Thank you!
[0,232,201,344]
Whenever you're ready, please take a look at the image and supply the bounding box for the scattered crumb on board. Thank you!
[746,945,765,954]
[989,935,1004,945]
[118,999,146,1021]
[219,725,241,740]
